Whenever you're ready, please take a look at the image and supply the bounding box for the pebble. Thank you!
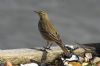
[20,63,38,66]
[4,61,13,66]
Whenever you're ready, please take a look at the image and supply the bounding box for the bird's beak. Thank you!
[34,11,39,13]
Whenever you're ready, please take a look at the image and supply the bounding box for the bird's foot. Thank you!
[43,46,52,50]
[39,48,46,51]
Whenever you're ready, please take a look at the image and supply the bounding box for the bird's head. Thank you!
[34,10,48,17]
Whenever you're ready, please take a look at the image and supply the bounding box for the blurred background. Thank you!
[0,0,99,49]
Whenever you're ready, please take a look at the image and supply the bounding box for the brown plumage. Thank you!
[34,10,68,54]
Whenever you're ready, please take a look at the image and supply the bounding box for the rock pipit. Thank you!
[34,10,68,54]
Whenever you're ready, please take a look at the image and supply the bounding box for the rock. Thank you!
[20,63,39,66]
[65,45,76,50]
[61,54,79,62]
[93,57,100,63]
[78,56,84,62]
[96,61,100,66]
[84,52,93,62]
[85,53,92,59]
[68,62,81,66]
[0,64,4,66]
[82,62,89,66]
[64,61,82,66]
[64,62,72,66]
[73,48,85,57]
[4,61,13,66]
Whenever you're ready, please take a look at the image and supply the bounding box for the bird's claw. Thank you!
[43,47,52,50]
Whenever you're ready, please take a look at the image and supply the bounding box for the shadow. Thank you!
[30,47,45,51]
[31,47,48,66]
[40,49,48,66]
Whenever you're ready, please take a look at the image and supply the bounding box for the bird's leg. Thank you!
[43,41,51,50]
[47,43,53,50]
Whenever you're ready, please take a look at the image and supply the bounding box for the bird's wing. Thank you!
[48,32,60,41]
[46,21,61,41]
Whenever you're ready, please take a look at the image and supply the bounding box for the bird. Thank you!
[34,10,68,54]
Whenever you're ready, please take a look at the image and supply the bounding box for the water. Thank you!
[0,0,99,49]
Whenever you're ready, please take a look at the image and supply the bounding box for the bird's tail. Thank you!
[55,40,68,54]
